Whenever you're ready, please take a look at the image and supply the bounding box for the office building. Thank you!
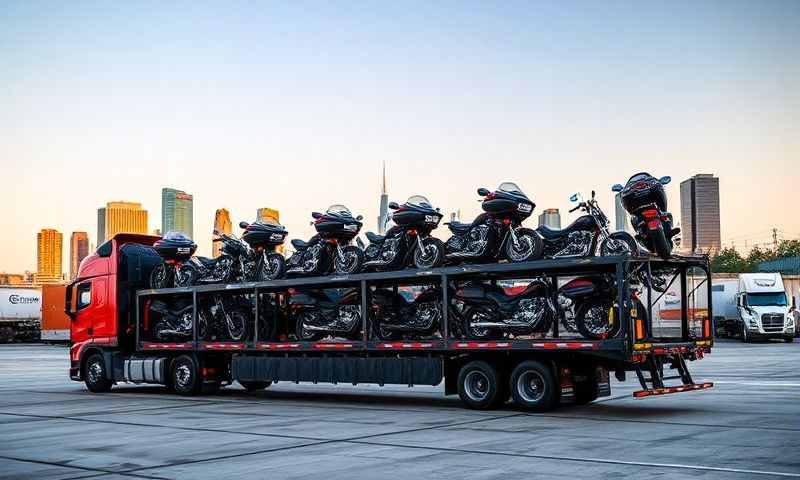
[538,208,561,229]
[69,232,89,280]
[377,162,389,234]
[97,202,148,243]
[162,188,194,238]
[614,193,632,233]
[680,174,721,254]
[37,229,63,284]
[213,208,232,258]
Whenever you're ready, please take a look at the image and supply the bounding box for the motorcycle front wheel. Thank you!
[226,310,251,341]
[600,231,638,256]
[257,253,286,281]
[575,299,621,340]
[414,237,445,269]
[149,263,173,289]
[335,245,364,274]
[505,229,544,263]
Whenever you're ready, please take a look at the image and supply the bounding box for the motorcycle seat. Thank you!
[366,232,385,244]
[196,256,216,267]
[291,239,308,250]
[537,219,589,240]
[445,221,471,234]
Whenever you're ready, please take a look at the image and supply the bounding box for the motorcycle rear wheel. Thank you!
[575,299,621,340]
[600,232,638,256]
[226,310,251,341]
[295,311,325,341]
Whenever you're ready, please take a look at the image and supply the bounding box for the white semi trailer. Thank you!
[0,286,42,342]
[712,273,794,342]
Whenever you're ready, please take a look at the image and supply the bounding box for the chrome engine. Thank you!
[553,231,594,258]
[447,224,490,257]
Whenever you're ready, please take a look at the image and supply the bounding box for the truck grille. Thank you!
[761,313,785,332]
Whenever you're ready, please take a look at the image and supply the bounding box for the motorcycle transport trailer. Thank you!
[68,233,713,411]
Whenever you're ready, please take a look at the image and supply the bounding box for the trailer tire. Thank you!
[171,355,202,395]
[510,360,558,412]
[239,380,272,392]
[83,353,113,393]
[457,361,503,410]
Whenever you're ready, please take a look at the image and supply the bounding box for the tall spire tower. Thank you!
[377,161,389,234]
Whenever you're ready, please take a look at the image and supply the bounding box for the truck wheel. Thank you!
[742,325,750,343]
[171,355,202,395]
[457,361,502,410]
[510,360,559,412]
[239,380,272,392]
[83,353,113,393]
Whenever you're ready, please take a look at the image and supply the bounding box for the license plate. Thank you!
[177,247,191,254]
[270,233,284,241]
[517,203,532,213]
[425,215,439,224]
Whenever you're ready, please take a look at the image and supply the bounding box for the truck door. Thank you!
[69,277,111,343]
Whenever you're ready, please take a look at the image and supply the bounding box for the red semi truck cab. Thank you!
[67,234,161,380]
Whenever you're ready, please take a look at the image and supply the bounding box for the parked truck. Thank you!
[712,273,794,342]
[0,286,41,342]
[67,234,714,411]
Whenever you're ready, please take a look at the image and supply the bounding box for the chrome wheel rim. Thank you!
[585,306,610,335]
[175,363,192,389]
[604,238,631,255]
[262,255,281,280]
[87,360,103,384]
[152,265,167,287]
[337,252,359,274]
[464,371,490,402]
[228,313,246,340]
[417,244,439,268]
[508,235,534,262]
[175,267,193,286]
[517,370,546,403]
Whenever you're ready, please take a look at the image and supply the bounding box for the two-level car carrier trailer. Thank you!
[67,234,714,411]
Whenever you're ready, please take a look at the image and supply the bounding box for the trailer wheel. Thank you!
[171,355,202,395]
[457,361,503,410]
[239,380,272,392]
[83,353,113,393]
[510,360,558,412]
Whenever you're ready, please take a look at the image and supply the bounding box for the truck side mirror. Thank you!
[477,187,490,197]
[611,184,623,192]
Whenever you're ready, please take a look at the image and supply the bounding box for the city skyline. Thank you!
[1,2,798,272]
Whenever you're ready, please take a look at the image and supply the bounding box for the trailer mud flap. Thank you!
[232,356,443,387]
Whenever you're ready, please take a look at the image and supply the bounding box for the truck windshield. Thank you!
[746,292,787,307]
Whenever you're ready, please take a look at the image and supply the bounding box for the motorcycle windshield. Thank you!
[325,204,353,218]
[406,195,433,209]
[163,231,191,242]
[497,182,530,201]
[625,172,654,186]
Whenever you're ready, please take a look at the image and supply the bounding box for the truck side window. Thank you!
[76,283,92,310]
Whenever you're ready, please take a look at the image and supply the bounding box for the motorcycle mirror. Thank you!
[569,193,579,202]
[591,190,596,199]
[477,187,490,196]
[238,221,249,229]
[311,212,323,219]
[611,184,623,192]
[388,201,399,210]
[435,207,440,212]
[659,175,672,185]
[356,215,363,221]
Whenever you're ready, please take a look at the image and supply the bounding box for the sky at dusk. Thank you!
[1,1,798,273]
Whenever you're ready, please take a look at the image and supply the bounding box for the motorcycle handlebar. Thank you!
[569,205,581,213]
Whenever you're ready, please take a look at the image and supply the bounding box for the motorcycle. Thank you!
[612,173,679,259]
[454,279,557,339]
[149,232,198,288]
[289,288,362,341]
[148,298,195,341]
[360,195,445,271]
[150,231,253,288]
[240,220,287,281]
[536,190,637,258]
[559,274,647,340]
[370,286,444,340]
[286,205,365,276]
[197,294,252,341]
[444,182,543,264]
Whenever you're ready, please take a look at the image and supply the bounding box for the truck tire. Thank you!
[83,353,113,393]
[510,360,559,412]
[171,355,202,395]
[742,324,750,343]
[239,380,272,392]
[457,361,503,410]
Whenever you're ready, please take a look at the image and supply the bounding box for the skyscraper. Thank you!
[98,202,148,243]
[162,188,193,238]
[614,193,632,233]
[680,174,721,254]
[37,229,63,284]
[213,208,232,258]
[69,232,89,280]
[538,208,561,229]
[377,162,389,234]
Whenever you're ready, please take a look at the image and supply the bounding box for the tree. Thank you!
[711,247,748,273]
[776,239,800,258]
[746,245,776,270]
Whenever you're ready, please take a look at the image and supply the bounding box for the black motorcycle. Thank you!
[612,173,679,259]
[197,294,252,341]
[370,286,444,340]
[360,195,445,271]
[148,298,195,341]
[445,183,543,264]
[454,279,557,339]
[559,275,647,340]
[536,190,637,258]
[289,288,362,341]
[149,232,199,288]
[286,205,365,276]
[240,220,287,281]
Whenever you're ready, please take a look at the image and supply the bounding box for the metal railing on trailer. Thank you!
[134,254,713,358]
